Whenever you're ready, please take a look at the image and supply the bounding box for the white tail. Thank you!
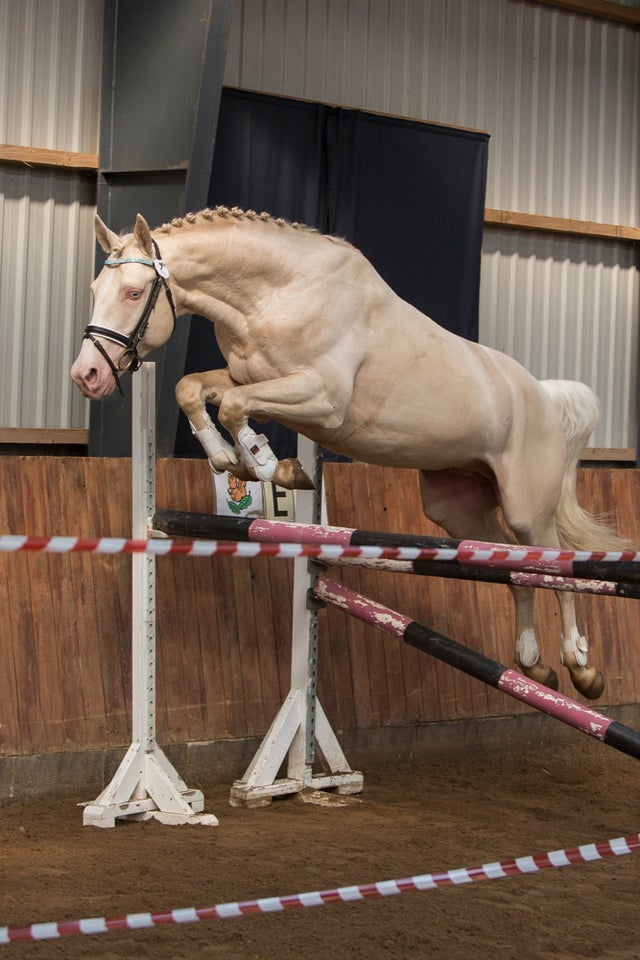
[540,380,628,551]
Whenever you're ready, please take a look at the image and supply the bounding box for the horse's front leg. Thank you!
[175,369,252,479]
[176,369,324,489]
[217,371,342,490]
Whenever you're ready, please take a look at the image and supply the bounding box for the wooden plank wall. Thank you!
[0,456,638,759]
[320,464,640,728]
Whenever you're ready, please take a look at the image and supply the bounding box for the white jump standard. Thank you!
[225,433,363,808]
[82,365,217,828]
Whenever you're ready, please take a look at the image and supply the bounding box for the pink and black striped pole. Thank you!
[312,575,640,761]
[151,510,640,584]
[331,554,640,600]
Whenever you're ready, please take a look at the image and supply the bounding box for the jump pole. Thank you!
[83,364,217,827]
[330,555,640,600]
[151,510,640,584]
[313,576,640,760]
[228,436,363,807]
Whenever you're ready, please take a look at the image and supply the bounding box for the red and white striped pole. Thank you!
[2,531,639,581]
[2,833,639,944]
[151,509,640,583]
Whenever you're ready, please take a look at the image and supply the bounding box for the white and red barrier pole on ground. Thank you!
[2,833,639,945]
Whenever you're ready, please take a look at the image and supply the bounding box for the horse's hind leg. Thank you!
[555,591,604,700]
[497,457,604,700]
[509,585,558,689]
[419,470,559,690]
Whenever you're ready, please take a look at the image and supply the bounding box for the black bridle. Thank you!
[83,239,177,395]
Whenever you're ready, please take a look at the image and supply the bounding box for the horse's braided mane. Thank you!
[154,206,348,246]
[158,206,317,235]
[112,206,347,254]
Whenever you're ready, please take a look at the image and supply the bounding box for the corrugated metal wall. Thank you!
[481,228,639,447]
[1,0,638,447]
[0,0,103,430]
[225,0,640,449]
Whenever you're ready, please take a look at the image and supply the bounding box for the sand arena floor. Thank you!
[1,739,640,960]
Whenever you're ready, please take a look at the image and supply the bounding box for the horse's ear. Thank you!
[134,214,154,258]
[95,214,119,254]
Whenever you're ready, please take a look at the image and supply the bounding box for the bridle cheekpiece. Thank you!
[83,238,177,395]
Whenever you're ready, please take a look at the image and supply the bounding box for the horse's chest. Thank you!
[224,315,309,383]
[225,341,290,385]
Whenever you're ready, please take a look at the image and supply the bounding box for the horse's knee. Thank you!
[175,374,205,417]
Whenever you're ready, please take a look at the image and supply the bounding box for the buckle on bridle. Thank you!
[117,348,142,374]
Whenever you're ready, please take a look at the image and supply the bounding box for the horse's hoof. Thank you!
[514,656,559,690]
[569,666,605,700]
[274,458,315,490]
[531,665,559,690]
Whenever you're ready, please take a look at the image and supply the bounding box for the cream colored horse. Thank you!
[71,207,627,700]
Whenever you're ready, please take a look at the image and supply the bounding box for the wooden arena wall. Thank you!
[0,456,639,759]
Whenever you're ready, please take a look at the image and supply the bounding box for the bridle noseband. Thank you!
[83,239,177,395]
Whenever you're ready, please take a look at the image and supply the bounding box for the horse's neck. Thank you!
[157,222,290,321]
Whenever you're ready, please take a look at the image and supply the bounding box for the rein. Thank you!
[83,239,177,395]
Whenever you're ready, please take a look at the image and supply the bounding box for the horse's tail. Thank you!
[540,379,629,551]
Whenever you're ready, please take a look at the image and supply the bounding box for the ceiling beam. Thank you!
[0,144,98,170]
[524,0,640,26]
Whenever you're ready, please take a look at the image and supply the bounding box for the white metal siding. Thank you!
[0,168,97,430]
[225,0,640,448]
[1,0,637,445]
[0,0,102,430]
[480,229,639,446]
[226,0,640,223]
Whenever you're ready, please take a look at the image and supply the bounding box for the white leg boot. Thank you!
[236,425,278,482]
[190,412,239,473]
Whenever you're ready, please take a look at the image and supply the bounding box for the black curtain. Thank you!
[207,89,329,225]
[326,108,487,338]
[175,88,488,458]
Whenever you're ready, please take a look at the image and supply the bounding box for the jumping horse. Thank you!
[71,207,628,700]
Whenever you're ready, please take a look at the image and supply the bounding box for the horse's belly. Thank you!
[310,417,490,471]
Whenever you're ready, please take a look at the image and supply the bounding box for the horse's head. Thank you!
[70,213,177,398]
